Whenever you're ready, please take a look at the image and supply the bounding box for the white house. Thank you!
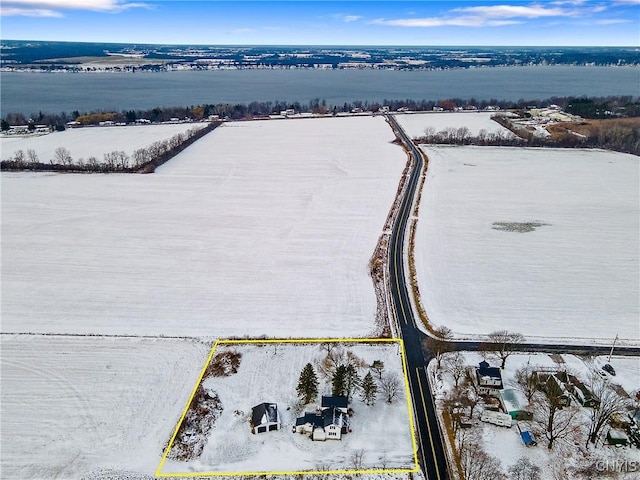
[475,361,503,395]
[251,402,280,434]
[294,396,351,441]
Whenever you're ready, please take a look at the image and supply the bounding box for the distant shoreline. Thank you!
[3,63,639,74]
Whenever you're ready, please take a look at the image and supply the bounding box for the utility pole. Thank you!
[608,334,619,363]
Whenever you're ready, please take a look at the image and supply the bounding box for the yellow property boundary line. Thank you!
[155,337,419,477]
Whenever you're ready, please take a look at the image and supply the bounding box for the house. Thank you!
[320,395,349,413]
[568,376,599,408]
[294,406,349,441]
[475,361,503,395]
[294,396,351,441]
[533,372,572,407]
[499,389,533,421]
[251,402,280,434]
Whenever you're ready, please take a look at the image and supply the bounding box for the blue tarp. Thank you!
[521,431,537,446]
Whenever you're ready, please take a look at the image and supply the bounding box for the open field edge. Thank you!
[155,337,420,477]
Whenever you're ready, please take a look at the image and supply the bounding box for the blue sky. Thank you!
[1,1,639,46]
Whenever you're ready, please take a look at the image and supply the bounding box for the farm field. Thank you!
[0,123,207,164]
[414,146,639,344]
[0,335,211,479]
[159,341,416,475]
[1,116,406,338]
[395,111,514,138]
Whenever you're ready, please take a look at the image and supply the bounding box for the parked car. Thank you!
[602,363,616,376]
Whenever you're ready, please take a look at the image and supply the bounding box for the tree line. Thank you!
[2,95,638,128]
[416,116,640,156]
[1,123,220,173]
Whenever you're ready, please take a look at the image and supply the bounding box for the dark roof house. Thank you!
[321,395,349,411]
[475,361,503,392]
[251,402,280,434]
[294,399,351,441]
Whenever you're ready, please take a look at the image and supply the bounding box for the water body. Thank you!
[1,65,638,115]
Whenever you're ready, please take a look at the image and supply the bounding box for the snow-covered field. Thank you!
[0,335,211,479]
[159,341,416,475]
[0,123,206,163]
[1,116,405,337]
[431,352,640,480]
[395,111,514,138]
[415,146,639,344]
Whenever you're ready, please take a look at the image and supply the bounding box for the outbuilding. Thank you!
[251,402,280,434]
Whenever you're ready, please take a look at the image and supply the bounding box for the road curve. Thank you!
[384,113,640,479]
[386,114,450,480]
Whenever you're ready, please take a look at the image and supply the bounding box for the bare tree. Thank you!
[460,440,506,480]
[26,148,38,164]
[484,330,525,369]
[350,448,365,469]
[444,352,466,388]
[585,373,629,447]
[459,373,482,421]
[318,346,346,379]
[509,457,541,480]
[370,360,385,380]
[12,149,25,167]
[423,326,454,369]
[54,147,72,165]
[515,365,538,402]
[533,385,581,450]
[442,391,466,437]
[379,372,401,404]
[320,342,336,355]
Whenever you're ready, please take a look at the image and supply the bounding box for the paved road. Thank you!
[386,114,450,480]
[384,114,640,479]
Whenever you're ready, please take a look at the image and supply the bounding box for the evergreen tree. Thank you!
[296,363,319,404]
[332,364,348,397]
[344,363,362,401]
[361,372,377,406]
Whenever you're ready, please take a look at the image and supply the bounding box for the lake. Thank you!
[1,65,638,116]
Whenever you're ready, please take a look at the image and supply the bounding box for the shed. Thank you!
[500,389,533,421]
[607,428,629,446]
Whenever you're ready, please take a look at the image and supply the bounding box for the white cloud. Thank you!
[613,0,640,5]
[0,6,62,17]
[372,1,620,28]
[332,14,363,23]
[1,0,150,16]
[231,28,254,35]
[374,16,522,28]
[452,4,567,18]
[593,18,633,24]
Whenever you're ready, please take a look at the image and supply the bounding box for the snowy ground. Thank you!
[414,146,639,344]
[395,111,514,138]
[159,341,416,475]
[0,335,211,479]
[0,123,206,163]
[1,116,406,338]
[431,352,640,480]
